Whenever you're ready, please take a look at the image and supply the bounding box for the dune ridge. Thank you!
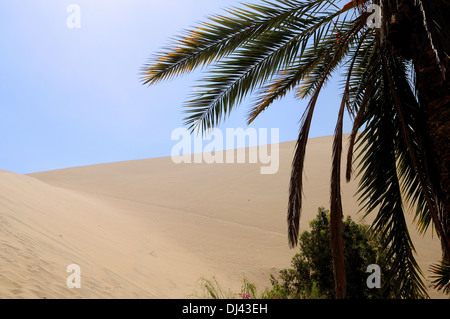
[0,136,444,298]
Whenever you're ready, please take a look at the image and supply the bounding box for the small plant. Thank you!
[194,276,280,300]
[191,277,236,299]
[240,277,257,299]
[238,293,252,299]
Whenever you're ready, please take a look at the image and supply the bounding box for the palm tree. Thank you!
[141,0,449,298]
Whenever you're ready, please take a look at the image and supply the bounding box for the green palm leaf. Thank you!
[142,0,333,85]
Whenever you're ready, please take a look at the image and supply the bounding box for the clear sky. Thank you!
[0,0,351,174]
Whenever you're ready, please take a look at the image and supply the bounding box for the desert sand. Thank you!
[0,135,445,298]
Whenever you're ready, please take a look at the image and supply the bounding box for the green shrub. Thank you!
[268,207,392,299]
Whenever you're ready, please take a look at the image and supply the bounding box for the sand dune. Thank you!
[0,136,444,298]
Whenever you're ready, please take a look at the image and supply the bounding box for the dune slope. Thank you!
[0,136,444,298]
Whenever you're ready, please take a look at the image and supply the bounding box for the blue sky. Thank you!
[0,0,351,174]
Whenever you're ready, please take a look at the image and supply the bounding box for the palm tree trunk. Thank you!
[388,0,450,261]
[411,14,450,264]
[415,47,450,262]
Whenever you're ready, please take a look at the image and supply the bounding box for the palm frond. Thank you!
[430,261,450,295]
[353,44,429,298]
[288,15,359,249]
[345,32,377,182]
[183,23,313,132]
[142,0,336,85]
[329,87,347,299]
[288,97,315,248]
[379,41,448,258]
[185,7,351,133]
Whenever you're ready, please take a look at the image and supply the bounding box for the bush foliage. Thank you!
[267,207,393,299]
